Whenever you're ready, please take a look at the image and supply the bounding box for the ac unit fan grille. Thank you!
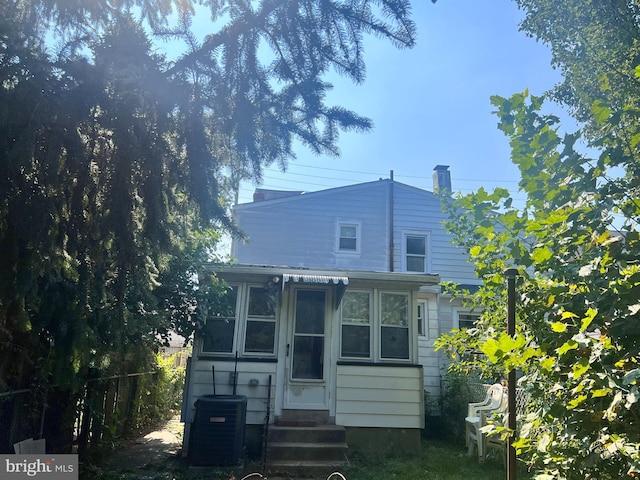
[190,395,247,466]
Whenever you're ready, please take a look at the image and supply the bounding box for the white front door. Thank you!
[284,288,330,410]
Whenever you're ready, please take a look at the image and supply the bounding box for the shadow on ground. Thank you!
[100,416,346,480]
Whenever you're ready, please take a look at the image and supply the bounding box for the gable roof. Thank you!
[235,178,439,210]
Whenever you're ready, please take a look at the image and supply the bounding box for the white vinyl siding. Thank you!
[336,364,423,428]
[233,181,389,271]
[186,359,276,425]
[233,180,478,283]
[393,183,476,283]
[417,295,441,401]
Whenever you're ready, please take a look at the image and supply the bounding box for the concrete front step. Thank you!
[276,409,334,426]
[266,460,349,477]
[268,441,349,462]
[266,422,348,473]
[268,425,346,444]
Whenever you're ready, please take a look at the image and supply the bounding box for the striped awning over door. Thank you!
[281,273,349,308]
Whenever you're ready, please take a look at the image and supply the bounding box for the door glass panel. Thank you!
[294,290,325,334]
[292,290,325,379]
[292,336,324,379]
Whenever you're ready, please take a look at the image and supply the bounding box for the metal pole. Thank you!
[505,268,518,480]
[262,374,272,474]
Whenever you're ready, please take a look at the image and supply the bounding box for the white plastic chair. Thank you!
[467,391,508,461]
[483,411,509,464]
[467,383,504,418]
[465,384,504,448]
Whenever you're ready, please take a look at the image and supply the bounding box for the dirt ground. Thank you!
[103,416,183,473]
[101,417,311,480]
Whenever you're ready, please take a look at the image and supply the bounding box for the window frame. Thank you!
[243,284,279,355]
[336,221,361,254]
[339,290,372,360]
[417,300,428,338]
[200,283,279,357]
[201,283,240,355]
[379,291,411,360]
[402,231,431,273]
[454,308,480,330]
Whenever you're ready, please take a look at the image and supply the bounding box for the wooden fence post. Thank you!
[78,368,98,455]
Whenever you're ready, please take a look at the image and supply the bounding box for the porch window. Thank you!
[244,286,277,353]
[380,292,409,359]
[337,223,359,252]
[340,291,371,358]
[405,234,428,273]
[457,312,480,330]
[417,300,427,337]
[202,286,238,353]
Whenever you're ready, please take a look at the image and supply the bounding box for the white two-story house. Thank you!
[181,165,480,462]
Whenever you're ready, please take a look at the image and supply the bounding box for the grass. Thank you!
[88,438,534,480]
[340,440,534,480]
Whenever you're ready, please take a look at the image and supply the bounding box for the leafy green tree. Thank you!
[515,0,640,135]
[0,0,417,452]
[436,2,640,478]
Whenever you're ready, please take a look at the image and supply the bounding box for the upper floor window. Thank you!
[405,233,429,273]
[337,223,359,253]
[340,291,371,358]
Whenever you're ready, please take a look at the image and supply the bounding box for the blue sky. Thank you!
[236,0,570,205]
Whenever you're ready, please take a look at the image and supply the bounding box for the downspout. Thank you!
[388,170,394,272]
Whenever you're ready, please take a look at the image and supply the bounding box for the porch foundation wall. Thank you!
[344,427,421,456]
[245,424,264,459]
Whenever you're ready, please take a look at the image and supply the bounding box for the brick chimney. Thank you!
[432,165,451,193]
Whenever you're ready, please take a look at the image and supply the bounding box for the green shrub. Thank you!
[438,373,481,444]
[135,353,186,431]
